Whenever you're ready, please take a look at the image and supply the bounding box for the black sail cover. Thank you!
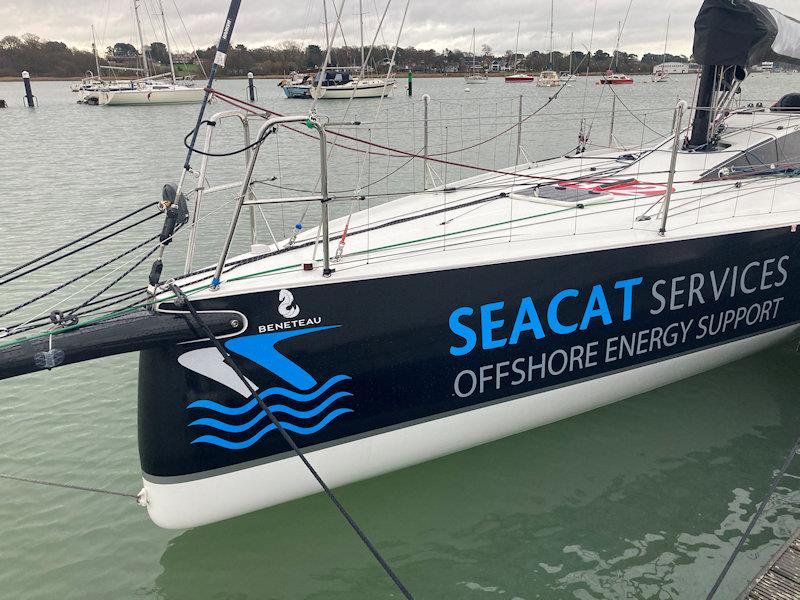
[694,0,800,67]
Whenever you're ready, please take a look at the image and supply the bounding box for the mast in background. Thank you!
[359,0,365,71]
[569,32,573,73]
[548,0,554,69]
[134,0,150,78]
[91,25,101,76]
[158,0,177,83]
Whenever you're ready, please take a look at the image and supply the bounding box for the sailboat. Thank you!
[310,0,395,99]
[465,28,489,84]
[5,0,800,530]
[98,0,205,105]
[652,16,671,83]
[598,22,634,84]
[73,25,139,103]
[505,22,535,82]
[537,0,562,87]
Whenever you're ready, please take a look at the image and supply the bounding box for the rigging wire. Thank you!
[0,201,158,283]
[0,211,160,288]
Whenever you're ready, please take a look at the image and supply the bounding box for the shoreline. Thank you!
[0,71,669,83]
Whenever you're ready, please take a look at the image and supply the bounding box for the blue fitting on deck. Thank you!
[211,277,221,287]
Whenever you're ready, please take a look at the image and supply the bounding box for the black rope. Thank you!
[0,233,160,320]
[2,288,146,336]
[65,245,160,319]
[0,473,139,499]
[183,120,275,157]
[169,283,414,600]
[0,201,158,282]
[0,211,161,287]
[706,434,800,599]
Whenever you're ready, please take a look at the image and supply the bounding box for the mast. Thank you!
[359,0,365,70]
[548,0,554,69]
[323,0,330,55]
[471,28,476,74]
[569,32,573,74]
[158,0,177,84]
[134,0,150,78]
[513,21,520,73]
[661,15,670,70]
[614,21,620,71]
[91,25,101,77]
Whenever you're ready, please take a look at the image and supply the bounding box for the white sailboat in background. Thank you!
[311,0,395,99]
[652,16,671,83]
[537,0,562,87]
[98,0,205,106]
[465,28,489,84]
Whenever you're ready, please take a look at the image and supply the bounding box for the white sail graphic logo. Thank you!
[278,289,300,319]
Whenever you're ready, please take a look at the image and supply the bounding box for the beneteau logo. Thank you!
[278,289,300,319]
[180,327,353,450]
[258,289,321,333]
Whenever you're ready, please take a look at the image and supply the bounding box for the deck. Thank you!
[738,529,800,600]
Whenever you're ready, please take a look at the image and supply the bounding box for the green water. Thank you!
[0,76,798,599]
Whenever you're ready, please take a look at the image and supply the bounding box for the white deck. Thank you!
[170,109,800,300]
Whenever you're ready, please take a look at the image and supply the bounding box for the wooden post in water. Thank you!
[22,71,35,108]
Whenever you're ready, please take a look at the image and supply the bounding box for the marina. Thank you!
[739,529,800,600]
[1,0,800,597]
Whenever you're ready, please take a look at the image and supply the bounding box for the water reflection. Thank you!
[155,343,800,599]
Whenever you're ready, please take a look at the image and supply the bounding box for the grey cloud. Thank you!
[2,0,800,57]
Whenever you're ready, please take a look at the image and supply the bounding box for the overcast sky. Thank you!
[2,0,800,57]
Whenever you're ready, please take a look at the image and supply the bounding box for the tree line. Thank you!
[0,33,691,78]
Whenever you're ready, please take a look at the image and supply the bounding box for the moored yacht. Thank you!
[95,0,205,106]
[598,71,634,84]
[464,28,489,84]
[537,0,563,87]
[537,70,561,87]
[3,0,800,530]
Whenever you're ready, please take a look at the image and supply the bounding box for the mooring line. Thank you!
[168,282,415,600]
[0,473,140,500]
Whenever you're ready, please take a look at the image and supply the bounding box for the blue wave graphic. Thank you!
[187,374,351,416]
[191,408,353,450]
[188,391,353,434]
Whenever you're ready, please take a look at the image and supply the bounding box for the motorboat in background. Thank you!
[278,72,314,98]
